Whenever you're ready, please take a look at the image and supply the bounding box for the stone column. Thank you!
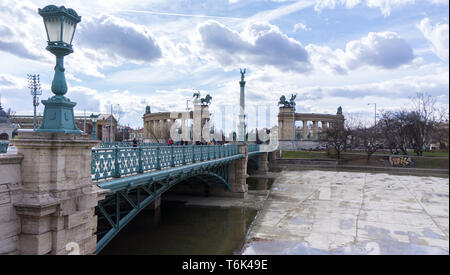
[321,121,327,140]
[143,120,148,139]
[313,121,319,140]
[277,119,283,141]
[12,131,107,255]
[161,119,167,141]
[302,120,308,140]
[229,143,248,198]
[257,152,269,173]
[155,120,160,140]
[283,117,294,140]
[193,105,202,142]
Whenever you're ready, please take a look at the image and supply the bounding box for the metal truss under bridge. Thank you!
[91,143,263,254]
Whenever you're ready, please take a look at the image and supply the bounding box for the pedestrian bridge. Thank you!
[91,143,265,253]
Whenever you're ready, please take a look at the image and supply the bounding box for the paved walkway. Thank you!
[242,170,449,255]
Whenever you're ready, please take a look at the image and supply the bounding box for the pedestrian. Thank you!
[167,139,174,146]
[132,138,137,147]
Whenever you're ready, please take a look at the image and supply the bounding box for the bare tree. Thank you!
[408,92,437,156]
[324,121,350,159]
[379,110,410,155]
[431,106,449,150]
[358,126,380,161]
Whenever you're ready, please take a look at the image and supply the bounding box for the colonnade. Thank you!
[278,107,344,141]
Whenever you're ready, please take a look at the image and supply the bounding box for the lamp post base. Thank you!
[36,96,81,134]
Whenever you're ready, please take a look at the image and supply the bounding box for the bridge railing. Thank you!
[91,144,239,181]
[98,142,164,148]
[247,143,260,153]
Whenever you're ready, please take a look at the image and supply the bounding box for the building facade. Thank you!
[11,114,118,142]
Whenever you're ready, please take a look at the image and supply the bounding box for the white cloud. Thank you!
[417,18,449,62]
[195,20,311,72]
[0,0,50,62]
[77,15,162,63]
[306,31,414,73]
[344,31,414,69]
[293,22,311,32]
[314,0,414,16]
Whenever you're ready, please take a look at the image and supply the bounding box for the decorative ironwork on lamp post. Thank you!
[90,113,99,140]
[36,5,81,133]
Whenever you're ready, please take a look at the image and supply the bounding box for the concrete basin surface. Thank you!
[243,170,449,255]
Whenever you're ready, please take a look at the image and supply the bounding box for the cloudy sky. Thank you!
[0,0,448,132]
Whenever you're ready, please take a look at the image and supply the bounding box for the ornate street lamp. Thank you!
[90,113,99,140]
[36,5,81,133]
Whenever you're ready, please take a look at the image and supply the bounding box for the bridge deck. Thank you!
[97,154,244,192]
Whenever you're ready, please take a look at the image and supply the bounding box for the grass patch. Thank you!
[411,151,449,158]
[281,150,328,159]
[412,157,449,169]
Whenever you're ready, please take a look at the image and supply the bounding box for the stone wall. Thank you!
[0,154,23,254]
[12,131,107,255]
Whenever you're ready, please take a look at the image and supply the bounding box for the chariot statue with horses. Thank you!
[192,91,212,106]
[278,94,296,108]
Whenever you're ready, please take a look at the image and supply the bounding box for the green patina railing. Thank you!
[99,142,164,148]
[247,143,260,153]
[0,141,8,153]
[91,144,239,181]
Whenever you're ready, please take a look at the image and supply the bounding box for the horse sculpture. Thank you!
[278,94,296,108]
[201,94,212,105]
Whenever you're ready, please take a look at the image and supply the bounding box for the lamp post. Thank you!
[90,113,99,140]
[36,5,81,134]
[367,103,376,127]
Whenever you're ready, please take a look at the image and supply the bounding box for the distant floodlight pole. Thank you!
[36,5,81,133]
[368,103,376,127]
[27,74,42,130]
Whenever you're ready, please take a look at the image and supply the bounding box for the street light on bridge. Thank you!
[90,113,99,140]
[36,5,81,133]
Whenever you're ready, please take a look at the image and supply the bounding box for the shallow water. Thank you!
[99,200,257,255]
[247,177,274,190]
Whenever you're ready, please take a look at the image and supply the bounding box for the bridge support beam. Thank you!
[148,196,161,209]
[12,131,107,255]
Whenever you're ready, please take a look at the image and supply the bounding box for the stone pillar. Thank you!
[238,76,246,143]
[193,104,202,142]
[283,117,294,141]
[12,131,107,255]
[313,121,319,140]
[229,143,248,197]
[0,154,23,255]
[143,120,148,139]
[321,121,327,140]
[302,120,308,140]
[257,152,269,173]
[161,119,167,141]
[153,120,159,141]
